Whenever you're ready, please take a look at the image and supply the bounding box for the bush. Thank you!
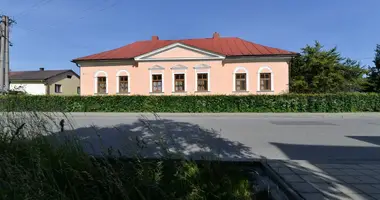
[1,93,380,112]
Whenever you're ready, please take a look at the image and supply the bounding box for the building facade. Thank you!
[10,68,80,95]
[73,33,296,96]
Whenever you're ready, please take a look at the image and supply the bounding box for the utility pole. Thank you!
[4,15,9,91]
[0,15,10,92]
[0,16,5,92]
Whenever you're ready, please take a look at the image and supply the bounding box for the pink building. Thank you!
[72,33,296,96]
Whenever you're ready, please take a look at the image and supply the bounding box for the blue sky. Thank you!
[1,0,379,73]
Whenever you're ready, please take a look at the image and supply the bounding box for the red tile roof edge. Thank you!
[72,37,297,62]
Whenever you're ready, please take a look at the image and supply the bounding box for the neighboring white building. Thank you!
[10,83,46,95]
[9,68,80,95]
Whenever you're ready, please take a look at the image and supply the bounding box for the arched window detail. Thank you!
[116,70,130,94]
[257,66,274,91]
[233,67,249,92]
[94,71,108,94]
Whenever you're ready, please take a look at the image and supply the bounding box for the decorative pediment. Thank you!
[193,64,211,69]
[171,64,188,70]
[148,65,165,70]
[135,43,225,61]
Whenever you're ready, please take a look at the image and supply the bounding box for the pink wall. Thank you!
[80,60,289,96]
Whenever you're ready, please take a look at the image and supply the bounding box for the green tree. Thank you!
[364,45,380,92]
[290,41,367,93]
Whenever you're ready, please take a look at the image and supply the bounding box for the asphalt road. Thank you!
[34,113,380,161]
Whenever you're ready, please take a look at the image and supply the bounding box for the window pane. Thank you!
[174,73,185,92]
[55,84,61,93]
[119,76,128,93]
[241,81,246,90]
[235,73,246,91]
[265,80,270,90]
[259,73,271,91]
[197,73,208,91]
[152,74,163,93]
[98,77,107,93]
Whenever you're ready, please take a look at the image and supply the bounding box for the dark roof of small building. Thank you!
[73,34,297,62]
[9,69,78,81]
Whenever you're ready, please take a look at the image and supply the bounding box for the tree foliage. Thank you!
[364,44,380,92]
[290,41,367,93]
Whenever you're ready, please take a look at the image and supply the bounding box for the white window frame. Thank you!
[149,65,165,93]
[257,66,274,91]
[171,64,187,93]
[150,71,164,93]
[94,71,108,94]
[116,70,130,93]
[233,67,249,92]
[194,64,211,92]
[172,72,187,93]
[195,71,210,92]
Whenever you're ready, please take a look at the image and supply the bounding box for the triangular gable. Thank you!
[135,43,225,61]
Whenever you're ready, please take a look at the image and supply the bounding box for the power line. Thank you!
[14,0,120,50]
[18,0,119,31]
[15,0,55,18]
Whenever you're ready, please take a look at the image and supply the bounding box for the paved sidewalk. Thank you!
[268,160,380,200]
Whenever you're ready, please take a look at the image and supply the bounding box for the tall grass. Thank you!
[0,112,263,200]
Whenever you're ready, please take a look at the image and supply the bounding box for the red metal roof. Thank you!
[73,36,296,62]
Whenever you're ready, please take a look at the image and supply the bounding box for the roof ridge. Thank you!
[137,36,238,42]
[12,69,71,72]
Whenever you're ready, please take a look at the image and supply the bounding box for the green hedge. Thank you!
[1,93,380,112]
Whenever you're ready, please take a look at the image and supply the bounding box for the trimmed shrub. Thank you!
[1,93,380,112]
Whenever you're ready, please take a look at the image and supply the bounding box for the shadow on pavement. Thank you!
[54,117,258,161]
[347,136,380,146]
[269,142,380,199]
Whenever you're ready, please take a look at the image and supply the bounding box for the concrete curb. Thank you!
[260,162,304,200]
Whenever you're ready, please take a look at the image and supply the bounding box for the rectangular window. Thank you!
[77,87,80,95]
[174,74,185,92]
[152,74,162,93]
[97,77,107,94]
[197,73,208,91]
[260,73,271,91]
[54,84,62,93]
[235,73,247,91]
[119,76,129,93]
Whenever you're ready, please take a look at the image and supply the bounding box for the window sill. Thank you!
[257,90,274,94]
[116,92,130,95]
[94,93,108,95]
[195,91,210,93]
[257,90,274,92]
[150,92,164,95]
[233,90,249,93]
